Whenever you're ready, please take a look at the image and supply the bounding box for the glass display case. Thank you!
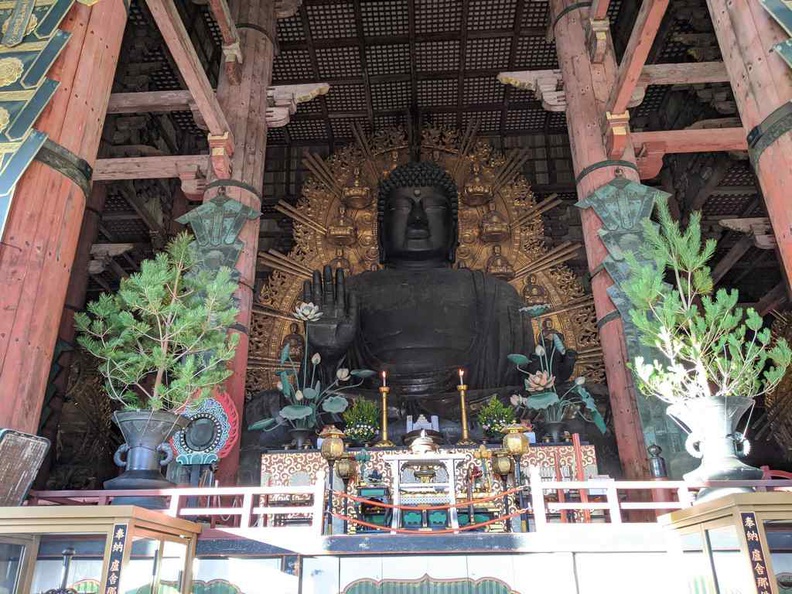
[660,492,792,594]
[0,506,200,593]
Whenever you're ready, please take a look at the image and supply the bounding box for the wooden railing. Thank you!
[27,471,792,536]
[29,470,326,537]
[527,467,792,529]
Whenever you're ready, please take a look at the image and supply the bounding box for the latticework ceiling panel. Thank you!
[721,161,757,187]
[361,0,409,36]
[415,0,462,33]
[325,83,368,112]
[514,36,558,69]
[366,44,411,76]
[270,0,617,149]
[305,3,357,39]
[417,78,458,107]
[415,40,461,71]
[316,46,362,78]
[702,194,758,217]
[469,0,516,30]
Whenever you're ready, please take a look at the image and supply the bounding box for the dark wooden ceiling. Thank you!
[88,0,782,306]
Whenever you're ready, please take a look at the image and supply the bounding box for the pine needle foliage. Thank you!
[623,200,791,403]
[74,232,240,411]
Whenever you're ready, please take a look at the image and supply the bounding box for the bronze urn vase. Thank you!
[104,410,188,508]
[667,395,762,501]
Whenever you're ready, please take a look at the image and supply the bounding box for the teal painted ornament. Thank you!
[176,188,260,270]
[577,176,689,477]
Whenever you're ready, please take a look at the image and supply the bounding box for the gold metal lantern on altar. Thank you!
[336,453,357,482]
[319,425,346,462]
[502,424,529,457]
[491,449,514,478]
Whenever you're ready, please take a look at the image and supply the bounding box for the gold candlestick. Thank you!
[456,384,476,445]
[374,386,394,448]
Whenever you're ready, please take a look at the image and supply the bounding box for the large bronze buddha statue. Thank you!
[303,162,570,399]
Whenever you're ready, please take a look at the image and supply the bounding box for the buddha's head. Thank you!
[377,162,458,266]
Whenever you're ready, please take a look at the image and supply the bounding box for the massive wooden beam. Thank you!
[208,0,242,84]
[93,155,210,181]
[211,0,276,485]
[705,0,792,292]
[0,0,127,434]
[631,128,747,179]
[550,0,650,482]
[687,154,733,212]
[607,0,671,115]
[712,235,753,284]
[116,182,166,242]
[144,0,232,140]
[639,61,729,86]
[107,91,193,114]
[590,0,610,21]
[756,282,789,316]
[500,63,728,115]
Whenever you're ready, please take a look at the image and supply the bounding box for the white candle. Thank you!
[381,370,387,388]
[458,368,465,386]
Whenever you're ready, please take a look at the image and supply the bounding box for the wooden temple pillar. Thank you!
[705,0,792,291]
[0,0,127,433]
[36,183,108,485]
[209,0,277,485]
[548,0,650,480]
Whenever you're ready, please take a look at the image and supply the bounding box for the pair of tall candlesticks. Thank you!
[372,369,476,448]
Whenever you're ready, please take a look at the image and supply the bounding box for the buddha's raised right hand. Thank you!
[302,265,358,360]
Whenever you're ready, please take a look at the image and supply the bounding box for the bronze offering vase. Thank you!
[289,428,313,449]
[667,395,762,502]
[543,421,566,444]
[104,410,188,508]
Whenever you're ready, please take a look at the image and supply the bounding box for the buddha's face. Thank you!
[382,185,453,262]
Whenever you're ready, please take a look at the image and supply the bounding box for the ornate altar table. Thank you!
[260,443,597,488]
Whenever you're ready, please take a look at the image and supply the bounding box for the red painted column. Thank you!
[0,0,127,433]
[212,0,276,484]
[550,0,651,480]
[35,183,107,484]
[705,0,792,292]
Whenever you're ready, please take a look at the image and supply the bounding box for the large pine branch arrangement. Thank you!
[75,232,240,411]
[623,200,790,403]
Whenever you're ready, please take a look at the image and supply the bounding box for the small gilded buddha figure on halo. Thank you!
[280,322,305,361]
[329,247,352,275]
[522,273,549,307]
[486,245,515,281]
[326,204,357,246]
[479,201,510,243]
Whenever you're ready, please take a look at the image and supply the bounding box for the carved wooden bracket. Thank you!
[178,164,207,201]
[586,18,610,64]
[207,0,243,84]
[208,132,234,179]
[603,111,631,159]
[275,0,302,19]
[266,83,330,128]
[719,217,777,250]
[497,70,642,113]
[90,243,135,258]
[497,70,566,112]
[223,41,243,85]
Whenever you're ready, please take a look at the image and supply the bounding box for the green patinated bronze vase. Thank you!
[667,395,762,502]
